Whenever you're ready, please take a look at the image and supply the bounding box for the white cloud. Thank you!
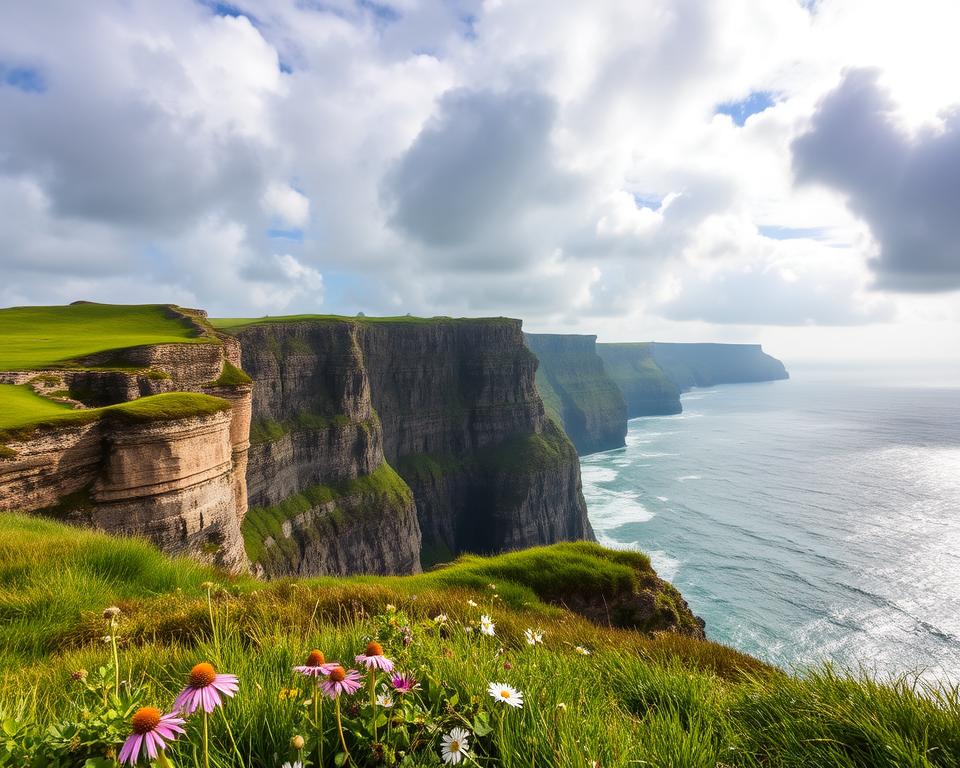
[0,0,958,360]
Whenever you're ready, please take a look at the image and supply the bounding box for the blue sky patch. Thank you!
[1,65,45,93]
[268,228,305,243]
[358,0,401,23]
[759,225,826,241]
[716,91,775,126]
[633,194,665,211]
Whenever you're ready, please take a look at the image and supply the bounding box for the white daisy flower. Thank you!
[479,615,496,636]
[467,599,478,608]
[282,762,304,768]
[440,727,470,764]
[433,613,449,624]
[376,692,394,708]
[575,645,591,655]
[524,628,543,645]
[487,682,523,708]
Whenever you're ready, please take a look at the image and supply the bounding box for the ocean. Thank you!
[580,367,960,681]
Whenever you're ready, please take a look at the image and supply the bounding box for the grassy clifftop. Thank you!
[212,314,520,331]
[0,303,216,371]
[2,513,957,767]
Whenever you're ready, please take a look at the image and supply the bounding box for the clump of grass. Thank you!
[1,513,958,768]
[210,360,252,387]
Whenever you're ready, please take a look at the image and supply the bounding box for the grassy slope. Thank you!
[2,513,958,767]
[0,303,214,371]
[0,391,232,444]
[211,314,519,331]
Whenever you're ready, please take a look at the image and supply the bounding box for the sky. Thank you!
[1,0,959,364]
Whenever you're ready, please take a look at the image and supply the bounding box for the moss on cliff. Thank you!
[394,452,464,484]
[596,342,683,418]
[249,410,373,446]
[211,314,520,331]
[242,462,414,565]
[210,360,252,387]
[476,420,576,476]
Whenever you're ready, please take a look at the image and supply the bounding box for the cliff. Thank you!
[649,342,790,389]
[225,316,593,575]
[524,333,627,454]
[596,343,683,418]
[0,304,252,571]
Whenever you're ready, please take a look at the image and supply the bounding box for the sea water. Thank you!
[581,367,960,681]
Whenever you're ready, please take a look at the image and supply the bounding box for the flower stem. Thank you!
[369,668,378,742]
[335,696,351,764]
[109,622,120,700]
[202,708,210,768]
[218,702,245,766]
[314,678,323,768]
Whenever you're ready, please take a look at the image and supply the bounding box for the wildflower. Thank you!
[118,707,185,766]
[278,687,300,701]
[440,727,470,765]
[487,682,523,709]
[71,669,88,682]
[433,613,449,624]
[174,662,239,714]
[488,583,496,590]
[465,626,474,634]
[556,702,567,711]
[355,640,395,672]
[574,646,591,655]
[102,635,113,643]
[386,603,397,612]
[503,662,512,670]
[103,606,121,620]
[281,762,304,768]
[467,599,478,607]
[524,628,544,646]
[199,581,214,590]
[320,666,362,699]
[390,673,419,694]
[294,649,339,677]
[291,735,305,750]
[479,615,495,637]
[376,692,394,708]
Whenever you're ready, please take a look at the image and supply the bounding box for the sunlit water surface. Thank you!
[581,369,960,681]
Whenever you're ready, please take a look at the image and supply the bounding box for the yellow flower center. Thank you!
[500,690,511,699]
[365,641,383,657]
[189,662,217,687]
[131,707,161,735]
[328,666,346,682]
[450,740,461,752]
[305,649,325,667]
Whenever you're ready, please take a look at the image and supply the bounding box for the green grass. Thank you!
[211,314,519,331]
[1,513,958,767]
[0,303,215,371]
[0,388,231,444]
[210,360,253,387]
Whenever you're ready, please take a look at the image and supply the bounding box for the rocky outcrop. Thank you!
[596,343,683,418]
[231,317,593,574]
[524,333,626,454]
[231,321,422,577]
[649,342,789,389]
[0,305,252,572]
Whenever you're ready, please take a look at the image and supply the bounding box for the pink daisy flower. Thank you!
[118,707,185,766]
[355,641,394,672]
[320,665,363,699]
[293,648,340,677]
[174,662,239,714]
[389,673,419,694]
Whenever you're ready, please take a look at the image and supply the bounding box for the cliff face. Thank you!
[596,343,683,418]
[649,343,789,389]
[0,305,252,572]
[231,317,593,574]
[523,333,627,455]
[229,321,421,578]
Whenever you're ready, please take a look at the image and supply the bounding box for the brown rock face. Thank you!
[0,321,252,572]
[233,317,593,576]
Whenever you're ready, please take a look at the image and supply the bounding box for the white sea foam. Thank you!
[676,474,701,482]
[648,550,681,581]
[580,466,618,483]
[656,496,669,502]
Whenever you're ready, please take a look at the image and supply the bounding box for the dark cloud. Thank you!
[383,88,577,254]
[792,68,960,292]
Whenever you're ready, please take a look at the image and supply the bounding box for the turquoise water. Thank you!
[580,370,960,681]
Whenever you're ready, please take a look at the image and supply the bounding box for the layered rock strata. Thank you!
[231,317,594,575]
[595,342,683,418]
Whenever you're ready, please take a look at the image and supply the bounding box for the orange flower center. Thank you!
[131,707,161,735]
[500,690,511,699]
[189,662,217,687]
[365,641,383,657]
[328,666,346,682]
[306,649,325,667]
